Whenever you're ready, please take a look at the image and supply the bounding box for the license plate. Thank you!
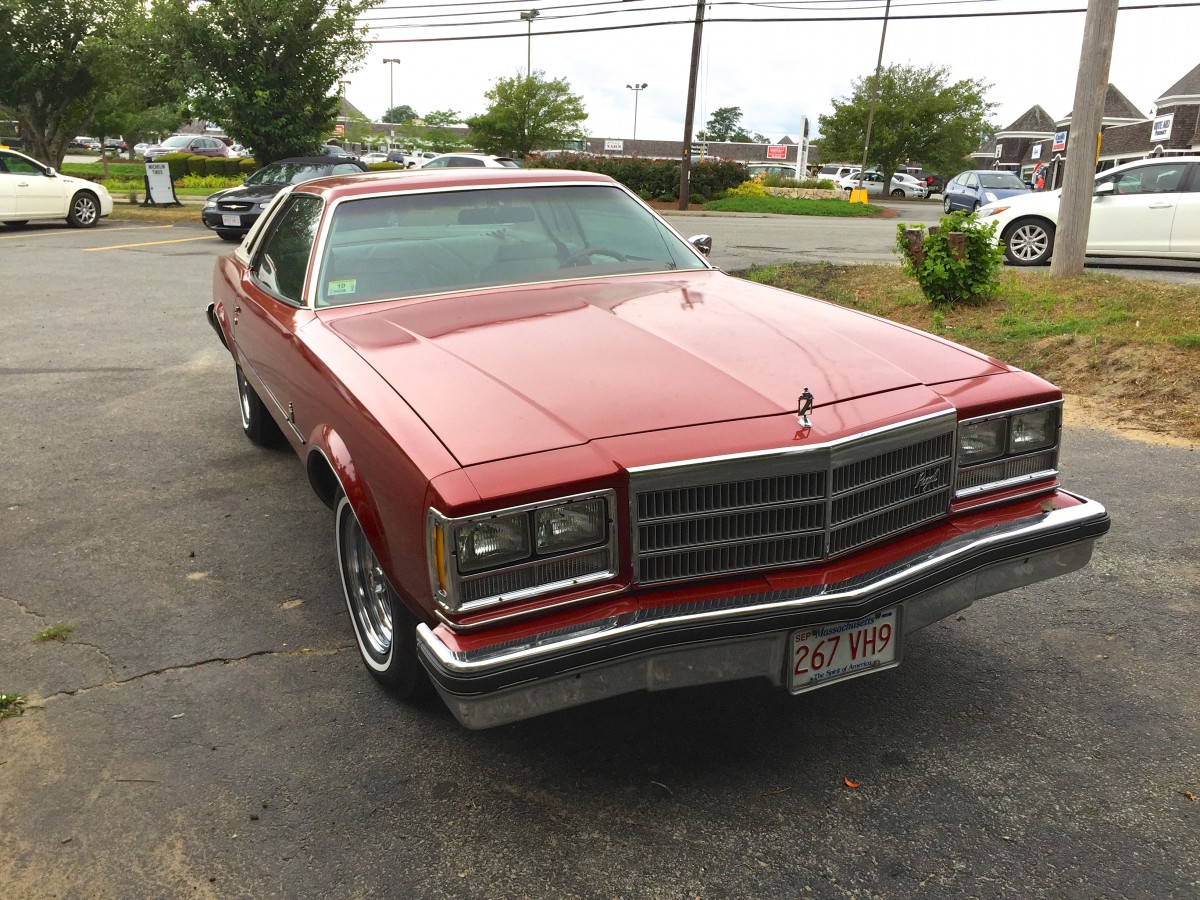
[221,214,241,227]
[789,607,900,693]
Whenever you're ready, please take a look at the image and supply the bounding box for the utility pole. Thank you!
[520,9,540,78]
[1050,0,1119,278]
[678,0,706,210]
[851,0,892,204]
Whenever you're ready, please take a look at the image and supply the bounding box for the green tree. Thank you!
[382,104,417,124]
[466,73,587,158]
[0,0,146,166]
[818,63,994,192]
[703,106,750,142]
[154,0,375,165]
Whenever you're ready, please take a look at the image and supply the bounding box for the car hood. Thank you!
[324,272,1006,466]
[984,187,1031,200]
[208,182,287,203]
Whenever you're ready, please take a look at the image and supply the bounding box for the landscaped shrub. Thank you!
[723,180,769,198]
[522,154,746,201]
[762,175,838,190]
[895,210,1005,306]
[239,158,258,175]
[177,173,241,190]
[185,154,209,177]
[366,162,404,171]
[155,152,194,182]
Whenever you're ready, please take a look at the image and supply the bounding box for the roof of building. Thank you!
[1157,61,1200,102]
[1059,83,1146,123]
[1000,105,1056,135]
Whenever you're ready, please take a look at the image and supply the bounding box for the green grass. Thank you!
[33,623,74,643]
[702,195,882,217]
[1173,334,1200,349]
[0,693,25,720]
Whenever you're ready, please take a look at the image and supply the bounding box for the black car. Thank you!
[201,156,367,241]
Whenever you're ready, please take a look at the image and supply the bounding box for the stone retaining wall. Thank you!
[765,187,844,200]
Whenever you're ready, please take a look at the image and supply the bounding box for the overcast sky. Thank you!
[343,0,1200,145]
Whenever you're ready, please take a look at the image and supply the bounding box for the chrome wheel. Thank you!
[1003,219,1055,266]
[943,196,953,214]
[68,192,99,227]
[338,496,395,667]
[237,370,253,430]
[334,494,427,697]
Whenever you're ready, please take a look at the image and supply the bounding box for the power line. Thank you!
[361,2,1200,42]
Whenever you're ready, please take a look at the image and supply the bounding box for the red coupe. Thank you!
[207,169,1110,728]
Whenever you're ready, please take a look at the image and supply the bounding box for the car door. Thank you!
[3,152,65,217]
[0,154,16,218]
[1088,162,1185,255]
[1168,163,1200,257]
[231,194,324,445]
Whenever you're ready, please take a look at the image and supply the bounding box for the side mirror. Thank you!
[46,167,57,177]
[1094,182,1115,197]
[689,234,712,256]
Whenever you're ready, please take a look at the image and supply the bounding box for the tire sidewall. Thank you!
[68,192,99,227]
[335,494,395,675]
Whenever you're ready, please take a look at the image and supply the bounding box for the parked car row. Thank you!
[837,170,928,199]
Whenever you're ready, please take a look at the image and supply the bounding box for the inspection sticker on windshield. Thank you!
[789,607,900,694]
[327,279,357,296]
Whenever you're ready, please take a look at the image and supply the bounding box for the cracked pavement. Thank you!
[1,221,1197,899]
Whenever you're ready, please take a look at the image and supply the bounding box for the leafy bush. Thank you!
[154,153,194,182]
[723,180,770,198]
[762,175,838,190]
[366,162,404,171]
[521,154,746,200]
[895,210,1005,306]
[177,173,241,189]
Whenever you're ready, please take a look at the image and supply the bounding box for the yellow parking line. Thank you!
[85,235,219,251]
[0,224,178,241]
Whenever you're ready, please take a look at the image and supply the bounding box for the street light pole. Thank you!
[626,82,648,140]
[382,58,400,121]
[519,9,540,78]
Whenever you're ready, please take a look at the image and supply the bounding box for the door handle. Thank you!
[1148,203,1174,209]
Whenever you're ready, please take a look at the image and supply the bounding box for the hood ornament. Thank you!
[797,387,814,428]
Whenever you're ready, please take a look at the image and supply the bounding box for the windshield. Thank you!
[161,136,192,148]
[315,184,709,307]
[246,163,326,186]
[978,172,1027,190]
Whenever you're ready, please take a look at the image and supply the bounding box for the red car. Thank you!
[207,169,1109,729]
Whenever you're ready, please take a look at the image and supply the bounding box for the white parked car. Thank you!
[0,148,113,228]
[414,153,520,169]
[359,152,389,165]
[838,170,927,198]
[978,156,1200,265]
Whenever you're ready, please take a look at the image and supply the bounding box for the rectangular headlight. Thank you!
[955,403,1061,499]
[536,498,607,553]
[455,514,530,573]
[958,418,1006,465]
[428,490,618,613]
[1009,407,1058,454]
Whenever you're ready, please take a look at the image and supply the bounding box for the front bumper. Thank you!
[417,494,1109,729]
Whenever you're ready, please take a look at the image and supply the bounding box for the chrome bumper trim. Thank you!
[416,495,1109,729]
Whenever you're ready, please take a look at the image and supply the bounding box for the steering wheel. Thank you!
[564,246,628,266]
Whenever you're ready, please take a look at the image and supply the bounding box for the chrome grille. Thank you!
[632,413,956,585]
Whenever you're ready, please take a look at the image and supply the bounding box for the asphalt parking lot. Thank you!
[1,219,1197,899]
